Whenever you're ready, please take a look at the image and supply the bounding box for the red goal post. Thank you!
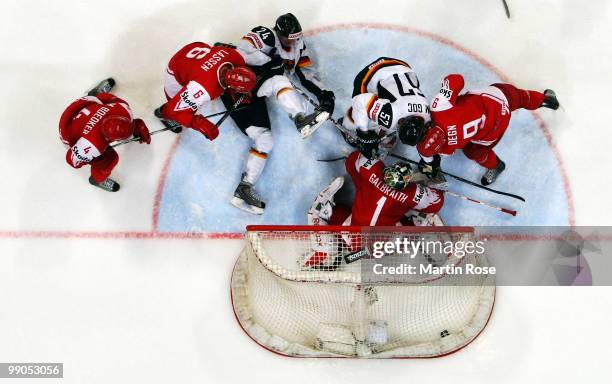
[231,225,495,358]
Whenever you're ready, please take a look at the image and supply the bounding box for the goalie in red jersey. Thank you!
[405,74,559,186]
[302,148,446,269]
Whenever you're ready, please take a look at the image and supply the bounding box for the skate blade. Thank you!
[231,197,264,215]
[86,78,115,96]
[89,179,120,192]
[156,116,183,133]
[299,111,330,139]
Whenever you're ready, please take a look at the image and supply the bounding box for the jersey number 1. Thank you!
[370,196,387,225]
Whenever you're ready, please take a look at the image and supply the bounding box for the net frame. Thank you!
[231,225,495,358]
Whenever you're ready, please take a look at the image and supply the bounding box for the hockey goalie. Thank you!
[302,149,446,269]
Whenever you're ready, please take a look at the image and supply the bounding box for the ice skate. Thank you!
[89,176,120,192]
[541,89,559,110]
[154,105,183,133]
[231,180,266,215]
[481,159,506,186]
[294,107,330,139]
[87,78,116,96]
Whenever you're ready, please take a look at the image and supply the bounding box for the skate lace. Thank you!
[245,186,262,202]
[101,179,115,189]
[483,169,497,181]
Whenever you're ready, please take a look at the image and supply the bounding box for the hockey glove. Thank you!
[133,119,151,144]
[191,115,219,141]
[318,90,335,114]
[258,54,285,77]
[419,155,441,179]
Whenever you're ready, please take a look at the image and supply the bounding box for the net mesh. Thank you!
[231,226,495,358]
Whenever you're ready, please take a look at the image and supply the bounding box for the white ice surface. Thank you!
[1,0,611,383]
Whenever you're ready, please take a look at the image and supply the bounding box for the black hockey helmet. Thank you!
[275,13,303,46]
[383,162,413,190]
[397,115,427,146]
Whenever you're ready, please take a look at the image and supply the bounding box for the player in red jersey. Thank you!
[155,42,256,140]
[302,150,445,268]
[411,74,559,185]
[59,79,151,192]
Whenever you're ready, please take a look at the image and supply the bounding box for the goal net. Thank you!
[231,225,495,358]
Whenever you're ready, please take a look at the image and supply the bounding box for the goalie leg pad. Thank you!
[308,176,344,222]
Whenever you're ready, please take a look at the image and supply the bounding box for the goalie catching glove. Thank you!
[418,155,442,179]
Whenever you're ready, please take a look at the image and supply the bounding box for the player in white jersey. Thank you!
[341,57,431,159]
[223,13,336,214]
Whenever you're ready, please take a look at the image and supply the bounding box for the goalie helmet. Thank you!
[274,13,303,47]
[383,161,414,190]
[397,115,427,146]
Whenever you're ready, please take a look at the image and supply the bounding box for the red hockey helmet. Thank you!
[224,66,256,94]
[101,115,133,142]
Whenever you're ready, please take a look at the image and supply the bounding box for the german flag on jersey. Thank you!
[356,57,411,94]
[297,56,313,68]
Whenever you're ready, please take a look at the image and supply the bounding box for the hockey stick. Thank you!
[111,126,174,148]
[326,118,525,201]
[317,156,347,162]
[387,153,526,202]
[216,93,246,128]
[111,107,248,148]
[502,0,511,18]
[446,190,517,216]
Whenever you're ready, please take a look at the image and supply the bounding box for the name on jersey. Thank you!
[200,49,229,72]
[406,103,428,113]
[447,125,458,145]
[82,106,110,135]
[369,174,409,203]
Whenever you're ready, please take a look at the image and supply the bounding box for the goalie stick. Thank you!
[321,119,525,201]
[386,153,526,202]
[315,154,517,215]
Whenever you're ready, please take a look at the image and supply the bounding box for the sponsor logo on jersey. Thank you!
[412,184,425,204]
[369,174,409,203]
[82,106,111,135]
[178,91,199,111]
[369,99,385,121]
[440,78,453,99]
[246,32,264,49]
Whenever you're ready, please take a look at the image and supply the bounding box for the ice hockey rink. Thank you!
[1,0,612,382]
